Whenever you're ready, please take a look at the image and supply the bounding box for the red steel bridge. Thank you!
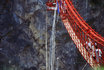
[46,0,104,68]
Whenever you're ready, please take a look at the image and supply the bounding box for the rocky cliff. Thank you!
[0,0,104,70]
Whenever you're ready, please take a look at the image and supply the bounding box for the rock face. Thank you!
[73,0,104,37]
[0,0,104,70]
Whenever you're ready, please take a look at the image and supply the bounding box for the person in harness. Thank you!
[96,47,102,63]
[85,38,96,59]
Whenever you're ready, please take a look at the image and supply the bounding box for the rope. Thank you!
[56,57,59,70]
[45,10,48,70]
[86,0,88,9]
[38,0,44,5]
[85,0,88,20]
[50,5,57,70]
[82,63,87,70]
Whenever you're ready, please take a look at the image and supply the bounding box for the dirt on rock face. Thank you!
[0,0,104,70]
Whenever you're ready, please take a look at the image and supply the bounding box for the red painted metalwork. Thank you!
[46,2,56,10]
[46,0,104,68]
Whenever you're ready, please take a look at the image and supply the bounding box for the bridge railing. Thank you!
[59,0,104,66]
[46,0,104,67]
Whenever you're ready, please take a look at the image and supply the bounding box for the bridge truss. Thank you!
[46,0,104,68]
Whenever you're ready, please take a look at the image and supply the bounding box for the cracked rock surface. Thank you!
[0,0,104,70]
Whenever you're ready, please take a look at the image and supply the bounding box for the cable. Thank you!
[50,5,57,70]
[45,10,48,70]
[82,63,87,70]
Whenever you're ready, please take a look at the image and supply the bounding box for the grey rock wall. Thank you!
[0,0,104,70]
